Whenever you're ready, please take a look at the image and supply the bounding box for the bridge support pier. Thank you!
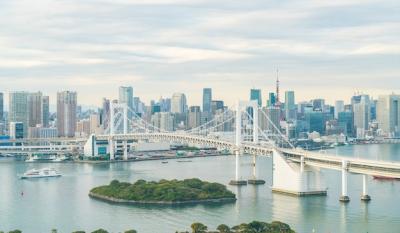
[229,150,247,185]
[361,175,371,201]
[271,149,327,196]
[339,160,350,203]
[109,138,115,160]
[123,141,128,161]
[248,154,266,185]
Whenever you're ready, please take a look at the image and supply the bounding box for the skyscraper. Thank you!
[28,92,43,127]
[334,100,345,119]
[171,93,187,114]
[188,106,201,129]
[284,91,296,121]
[57,91,77,137]
[119,86,134,113]
[353,95,370,138]
[250,89,262,107]
[202,88,212,113]
[9,92,29,137]
[42,96,50,127]
[377,94,400,137]
[267,93,276,107]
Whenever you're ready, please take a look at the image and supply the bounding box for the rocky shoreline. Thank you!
[89,191,237,206]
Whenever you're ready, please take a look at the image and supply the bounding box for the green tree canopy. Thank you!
[217,224,231,233]
[191,222,208,233]
[91,229,108,233]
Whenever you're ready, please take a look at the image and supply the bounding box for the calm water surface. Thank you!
[1,144,400,233]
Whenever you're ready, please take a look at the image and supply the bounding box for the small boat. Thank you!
[20,168,62,179]
[373,175,400,181]
[161,161,168,164]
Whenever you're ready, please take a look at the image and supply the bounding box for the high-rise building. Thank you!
[265,106,281,134]
[334,100,345,119]
[338,111,354,137]
[284,91,296,121]
[250,89,262,107]
[305,111,325,134]
[211,100,224,115]
[119,86,134,114]
[171,93,187,114]
[28,92,43,127]
[0,93,3,122]
[377,94,400,137]
[42,96,50,127]
[9,92,29,137]
[202,88,212,113]
[101,98,110,130]
[151,112,174,131]
[9,122,24,139]
[188,106,201,129]
[312,99,325,111]
[353,95,370,138]
[57,91,77,137]
[267,92,276,107]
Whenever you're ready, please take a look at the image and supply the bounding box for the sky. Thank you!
[0,0,399,108]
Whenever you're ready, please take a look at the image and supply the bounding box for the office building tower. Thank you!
[211,100,224,115]
[9,122,24,139]
[188,106,201,129]
[334,100,345,119]
[250,89,262,107]
[119,86,134,114]
[312,99,325,111]
[28,92,43,127]
[267,92,276,107]
[101,98,110,129]
[151,112,174,132]
[305,111,325,134]
[284,91,296,121]
[353,95,370,138]
[171,93,187,114]
[57,91,77,137]
[265,106,281,134]
[9,92,29,138]
[377,94,400,137]
[42,96,50,127]
[338,111,354,137]
[202,88,212,113]
[370,99,377,120]
[0,93,3,121]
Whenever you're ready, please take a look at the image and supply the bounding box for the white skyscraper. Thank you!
[171,93,187,114]
[353,95,370,139]
[335,100,345,119]
[377,94,400,137]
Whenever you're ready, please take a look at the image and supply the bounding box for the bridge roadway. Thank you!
[97,133,400,178]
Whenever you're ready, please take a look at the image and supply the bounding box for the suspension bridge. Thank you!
[3,100,400,202]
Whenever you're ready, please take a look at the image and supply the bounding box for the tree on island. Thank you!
[124,230,137,233]
[91,229,108,233]
[8,230,22,233]
[72,231,86,233]
[216,224,231,233]
[191,222,208,233]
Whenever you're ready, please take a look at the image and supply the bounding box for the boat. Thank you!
[161,161,168,164]
[20,168,62,179]
[373,175,400,181]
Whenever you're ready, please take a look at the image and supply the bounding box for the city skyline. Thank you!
[0,0,399,107]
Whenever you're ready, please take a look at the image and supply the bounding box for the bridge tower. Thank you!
[108,102,129,161]
[230,100,265,185]
[272,149,327,196]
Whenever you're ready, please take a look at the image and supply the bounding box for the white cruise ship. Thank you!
[20,168,62,179]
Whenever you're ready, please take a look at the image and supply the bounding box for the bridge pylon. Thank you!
[272,149,327,196]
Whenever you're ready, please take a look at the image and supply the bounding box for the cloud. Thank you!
[0,0,398,107]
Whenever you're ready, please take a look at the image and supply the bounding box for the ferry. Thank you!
[20,168,62,179]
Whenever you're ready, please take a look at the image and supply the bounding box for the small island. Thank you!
[89,178,236,205]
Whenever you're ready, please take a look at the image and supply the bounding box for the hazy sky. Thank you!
[0,0,399,108]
